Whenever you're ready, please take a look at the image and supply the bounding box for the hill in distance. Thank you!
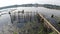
[0,4,60,10]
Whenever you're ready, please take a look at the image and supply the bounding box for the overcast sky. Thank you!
[0,0,60,7]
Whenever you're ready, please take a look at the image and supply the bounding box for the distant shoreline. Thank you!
[0,4,60,10]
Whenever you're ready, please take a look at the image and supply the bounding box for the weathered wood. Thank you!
[38,13,60,34]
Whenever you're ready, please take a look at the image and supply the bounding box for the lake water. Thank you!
[0,7,60,34]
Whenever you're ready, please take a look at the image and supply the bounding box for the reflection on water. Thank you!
[0,7,60,34]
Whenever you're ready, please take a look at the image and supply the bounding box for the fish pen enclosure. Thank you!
[8,10,59,34]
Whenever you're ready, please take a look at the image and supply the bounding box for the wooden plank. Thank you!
[38,13,60,34]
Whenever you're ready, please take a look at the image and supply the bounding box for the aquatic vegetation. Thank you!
[13,31,17,34]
